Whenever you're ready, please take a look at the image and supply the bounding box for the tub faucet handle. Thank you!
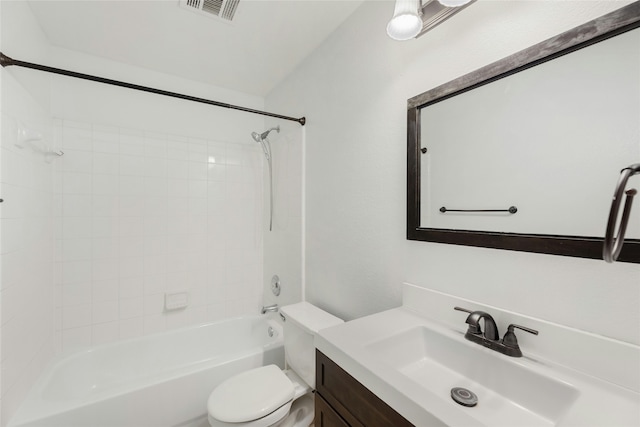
[261,304,279,314]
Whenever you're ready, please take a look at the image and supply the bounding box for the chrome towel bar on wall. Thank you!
[439,206,518,214]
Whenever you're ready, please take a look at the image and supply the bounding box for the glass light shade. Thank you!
[386,0,422,41]
[438,0,472,7]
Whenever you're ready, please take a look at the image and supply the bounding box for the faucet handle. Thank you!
[454,306,473,314]
[502,324,539,357]
[510,324,539,336]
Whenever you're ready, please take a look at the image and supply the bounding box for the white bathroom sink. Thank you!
[315,296,640,427]
[364,326,579,426]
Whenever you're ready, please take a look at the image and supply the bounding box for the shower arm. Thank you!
[603,164,640,263]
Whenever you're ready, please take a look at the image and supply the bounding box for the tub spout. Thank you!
[261,304,279,314]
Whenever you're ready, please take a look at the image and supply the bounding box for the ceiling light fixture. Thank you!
[386,0,423,41]
[437,0,472,7]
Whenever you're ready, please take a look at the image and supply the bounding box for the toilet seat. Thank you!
[208,365,295,427]
[208,402,292,427]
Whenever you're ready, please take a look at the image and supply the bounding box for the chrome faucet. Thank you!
[454,307,538,357]
[462,309,499,341]
[261,304,279,314]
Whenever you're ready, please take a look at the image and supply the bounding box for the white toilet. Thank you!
[207,302,343,427]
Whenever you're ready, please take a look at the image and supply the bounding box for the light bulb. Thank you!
[438,0,472,7]
[387,0,422,41]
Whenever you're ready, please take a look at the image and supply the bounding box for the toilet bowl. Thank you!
[206,302,343,427]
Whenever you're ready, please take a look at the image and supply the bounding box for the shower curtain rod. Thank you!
[0,52,306,126]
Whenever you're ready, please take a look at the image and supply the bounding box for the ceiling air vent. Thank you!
[179,0,240,22]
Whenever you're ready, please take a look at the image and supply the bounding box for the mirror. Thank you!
[407,3,640,263]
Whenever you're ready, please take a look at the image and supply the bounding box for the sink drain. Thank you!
[451,387,478,407]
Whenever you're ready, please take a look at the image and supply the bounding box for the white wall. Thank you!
[0,2,55,425]
[266,1,640,345]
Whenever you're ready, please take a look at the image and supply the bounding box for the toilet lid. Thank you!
[208,365,294,423]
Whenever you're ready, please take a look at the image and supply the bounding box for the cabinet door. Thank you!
[316,350,414,427]
[316,393,350,427]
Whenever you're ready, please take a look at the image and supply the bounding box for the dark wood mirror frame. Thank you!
[407,2,640,263]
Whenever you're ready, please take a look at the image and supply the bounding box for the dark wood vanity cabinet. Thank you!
[315,350,414,427]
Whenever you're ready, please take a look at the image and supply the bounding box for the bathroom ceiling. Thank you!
[26,0,367,97]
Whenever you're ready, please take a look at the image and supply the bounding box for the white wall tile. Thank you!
[144,236,167,256]
[143,158,167,178]
[188,161,208,181]
[62,217,92,239]
[92,279,119,303]
[93,174,119,196]
[119,277,144,299]
[188,180,207,198]
[92,237,119,259]
[92,138,119,155]
[62,195,92,217]
[119,131,144,145]
[62,260,92,285]
[119,155,145,176]
[167,160,189,180]
[144,274,166,296]
[62,304,92,329]
[92,321,119,346]
[92,259,119,282]
[61,238,92,261]
[119,259,143,281]
[143,314,165,334]
[93,152,119,175]
[92,300,119,324]
[59,149,93,174]
[119,175,145,195]
[91,216,121,238]
[120,143,146,157]
[62,283,92,307]
[61,326,92,351]
[118,317,143,340]
[119,297,143,320]
[118,195,143,217]
[62,127,92,151]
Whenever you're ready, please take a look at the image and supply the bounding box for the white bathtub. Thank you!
[9,316,284,427]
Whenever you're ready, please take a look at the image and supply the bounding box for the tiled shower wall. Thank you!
[0,76,54,424]
[54,120,264,353]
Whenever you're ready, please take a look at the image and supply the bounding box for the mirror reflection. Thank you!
[419,27,639,238]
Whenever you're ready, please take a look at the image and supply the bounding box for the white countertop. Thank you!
[316,306,640,427]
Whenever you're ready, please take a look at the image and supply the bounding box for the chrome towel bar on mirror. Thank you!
[603,163,640,263]
[440,206,518,214]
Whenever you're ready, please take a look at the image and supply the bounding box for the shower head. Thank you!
[251,126,280,142]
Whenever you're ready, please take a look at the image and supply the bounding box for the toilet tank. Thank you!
[280,302,343,389]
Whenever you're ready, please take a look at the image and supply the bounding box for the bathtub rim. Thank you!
[9,314,284,427]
